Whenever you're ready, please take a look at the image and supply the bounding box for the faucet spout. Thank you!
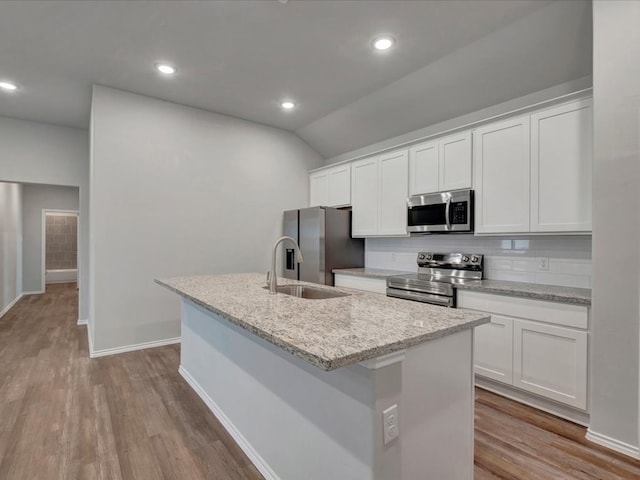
[269,236,303,294]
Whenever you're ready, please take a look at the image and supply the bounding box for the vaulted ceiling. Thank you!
[0,0,591,158]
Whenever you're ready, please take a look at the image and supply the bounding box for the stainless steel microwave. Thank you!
[407,189,474,234]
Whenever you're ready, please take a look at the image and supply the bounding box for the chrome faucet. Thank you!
[268,236,303,294]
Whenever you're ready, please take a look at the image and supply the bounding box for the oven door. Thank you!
[407,189,473,233]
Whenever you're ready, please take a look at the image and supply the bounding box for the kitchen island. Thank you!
[156,273,489,480]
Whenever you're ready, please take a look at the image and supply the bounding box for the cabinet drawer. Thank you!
[457,290,588,329]
[513,319,587,410]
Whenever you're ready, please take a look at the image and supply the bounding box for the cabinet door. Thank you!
[309,171,329,207]
[408,141,439,195]
[439,132,472,192]
[328,164,351,207]
[474,116,530,233]
[474,314,514,384]
[513,319,587,410]
[531,99,592,232]
[351,157,379,236]
[378,150,409,236]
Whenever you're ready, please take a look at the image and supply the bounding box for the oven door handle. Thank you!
[386,288,454,307]
[445,196,452,231]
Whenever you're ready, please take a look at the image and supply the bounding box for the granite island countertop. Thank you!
[156,273,489,371]
[333,268,591,306]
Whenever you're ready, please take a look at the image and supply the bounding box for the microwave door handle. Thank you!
[445,196,452,230]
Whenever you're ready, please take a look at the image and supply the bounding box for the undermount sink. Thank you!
[263,284,350,300]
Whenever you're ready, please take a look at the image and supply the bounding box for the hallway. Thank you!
[1,285,640,479]
[0,284,261,479]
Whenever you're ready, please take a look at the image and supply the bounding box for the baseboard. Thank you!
[87,321,94,356]
[77,318,88,326]
[586,429,640,459]
[179,365,280,480]
[21,290,44,295]
[475,376,590,427]
[89,336,181,358]
[0,293,23,319]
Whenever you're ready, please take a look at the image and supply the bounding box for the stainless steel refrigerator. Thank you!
[283,207,364,286]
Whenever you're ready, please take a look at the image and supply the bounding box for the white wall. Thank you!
[299,0,592,160]
[0,182,23,315]
[0,116,90,322]
[589,0,640,454]
[21,184,79,293]
[90,86,323,352]
[366,235,592,289]
[322,77,591,167]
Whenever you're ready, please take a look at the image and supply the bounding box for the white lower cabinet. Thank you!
[513,319,587,410]
[458,290,589,411]
[473,314,513,384]
[333,274,387,294]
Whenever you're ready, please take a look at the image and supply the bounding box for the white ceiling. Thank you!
[0,0,591,158]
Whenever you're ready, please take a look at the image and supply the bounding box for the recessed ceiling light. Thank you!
[372,36,395,51]
[0,81,18,91]
[281,101,296,110]
[156,63,177,75]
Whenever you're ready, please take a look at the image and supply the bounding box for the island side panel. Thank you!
[401,329,474,480]
[179,299,377,480]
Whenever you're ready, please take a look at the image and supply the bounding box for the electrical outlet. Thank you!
[382,404,399,445]
[538,257,549,271]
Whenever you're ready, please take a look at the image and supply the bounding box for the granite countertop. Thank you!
[333,267,413,279]
[156,273,489,371]
[333,268,591,306]
[456,279,591,306]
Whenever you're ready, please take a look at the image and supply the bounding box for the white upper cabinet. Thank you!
[474,116,531,234]
[378,150,409,235]
[408,131,471,195]
[439,131,472,191]
[351,157,379,236]
[474,99,593,235]
[530,99,593,232]
[351,150,408,237]
[309,163,351,208]
[309,170,329,207]
[409,140,439,195]
[327,164,351,207]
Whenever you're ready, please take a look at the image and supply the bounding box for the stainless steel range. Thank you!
[386,252,484,307]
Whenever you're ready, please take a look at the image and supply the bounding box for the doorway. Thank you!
[42,209,79,291]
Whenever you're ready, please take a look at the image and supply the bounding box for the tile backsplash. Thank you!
[365,235,592,289]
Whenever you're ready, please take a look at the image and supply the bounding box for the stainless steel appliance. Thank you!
[407,189,474,234]
[283,207,364,286]
[386,252,483,307]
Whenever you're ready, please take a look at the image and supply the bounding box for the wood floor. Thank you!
[1,284,639,479]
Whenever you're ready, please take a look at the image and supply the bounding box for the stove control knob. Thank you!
[425,254,432,260]
[462,255,470,262]
[418,254,426,260]
[471,256,479,263]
